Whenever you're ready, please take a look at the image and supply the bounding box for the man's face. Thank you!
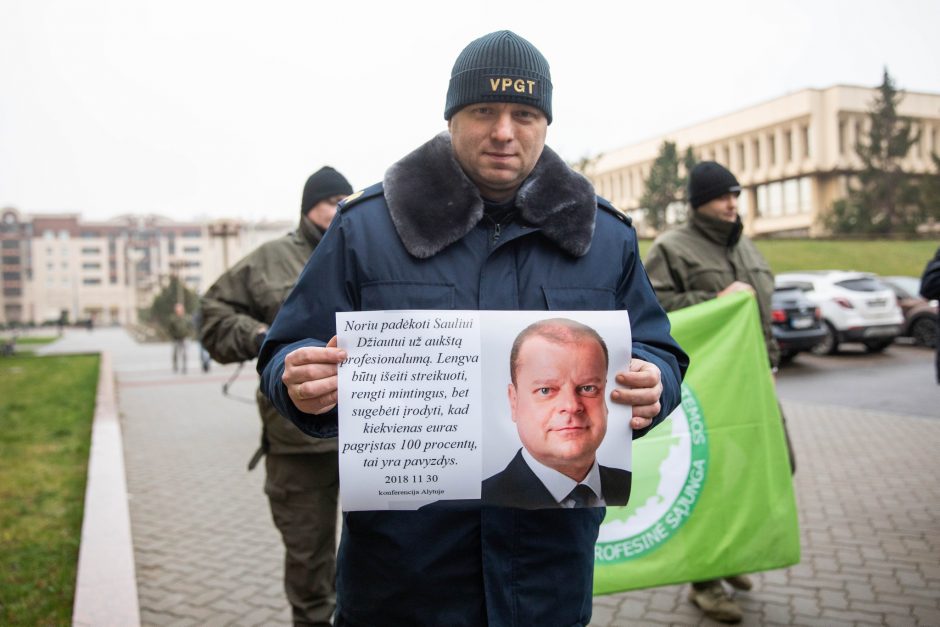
[696,192,740,223]
[508,335,608,481]
[448,102,547,202]
[306,194,348,231]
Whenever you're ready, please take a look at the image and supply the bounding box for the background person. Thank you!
[257,31,688,625]
[166,302,191,374]
[483,318,631,509]
[200,166,352,627]
[645,160,793,624]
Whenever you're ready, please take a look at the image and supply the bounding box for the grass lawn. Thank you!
[0,353,99,626]
[639,238,937,278]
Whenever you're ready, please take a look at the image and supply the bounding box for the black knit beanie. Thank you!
[301,166,353,213]
[688,161,741,209]
[444,30,553,124]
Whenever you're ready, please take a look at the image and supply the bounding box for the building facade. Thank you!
[588,85,940,237]
[0,207,292,326]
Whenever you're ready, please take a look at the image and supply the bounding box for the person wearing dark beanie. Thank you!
[302,166,353,229]
[200,164,352,626]
[257,30,687,627]
[688,161,742,210]
[646,161,793,623]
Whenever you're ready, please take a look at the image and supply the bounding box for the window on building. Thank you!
[756,185,767,217]
[838,120,846,155]
[2,271,20,280]
[768,182,784,217]
[769,135,776,166]
[752,139,761,169]
[738,191,750,219]
[82,262,101,270]
[738,142,746,169]
[182,229,201,238]
[3,287,22,297]
[1,255,19,264]
[58,230,69,240]
[785,131,793,163]
[82,278,102,285]
[44,230,55,240]
[81,247,101,255]
[783,179,799,215]
[1,239,19,249]
[803,125,811,157]
[799,177,813,214]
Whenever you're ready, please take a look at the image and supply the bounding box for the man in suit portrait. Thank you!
[483,318,631,509]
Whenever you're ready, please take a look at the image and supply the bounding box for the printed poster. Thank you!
[336,310,632,511]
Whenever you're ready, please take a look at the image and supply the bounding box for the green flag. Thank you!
[594,292,800,594]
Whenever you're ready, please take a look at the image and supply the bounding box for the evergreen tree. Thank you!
[147,276,199,336]
[640,141,694,232]
[825,68,923,235]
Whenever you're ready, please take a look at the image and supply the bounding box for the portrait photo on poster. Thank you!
[481,311,633,510]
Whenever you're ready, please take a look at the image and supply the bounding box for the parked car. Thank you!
[879,275,939,348]
[771,287,827,364]
[775,271,903,355]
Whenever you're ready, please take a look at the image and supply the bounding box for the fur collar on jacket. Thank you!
[383,131,597,259]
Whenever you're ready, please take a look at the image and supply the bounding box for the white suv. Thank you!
[775,271,903,354]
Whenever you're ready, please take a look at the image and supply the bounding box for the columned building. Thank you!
[588,85,940,237]
[0,207,292,326]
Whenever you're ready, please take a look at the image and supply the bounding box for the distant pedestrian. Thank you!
[645,161,794,623]
[920,246,940,384]
[166,302,191,374]
[200,166,352,626]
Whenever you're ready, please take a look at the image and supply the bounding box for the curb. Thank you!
[72,351,141,626]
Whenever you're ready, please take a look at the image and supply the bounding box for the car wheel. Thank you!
[910,316,938,348]
[811,321,838,356]
[779,351,796,365]
[864,339,892,353]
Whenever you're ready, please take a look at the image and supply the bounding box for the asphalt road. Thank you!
[776,342,939,419]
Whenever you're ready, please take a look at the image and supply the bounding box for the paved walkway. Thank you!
[40,328,940,625]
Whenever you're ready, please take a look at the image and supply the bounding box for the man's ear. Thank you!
[508,383,518,423]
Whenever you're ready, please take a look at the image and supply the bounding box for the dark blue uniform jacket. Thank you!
[258,132,688,626]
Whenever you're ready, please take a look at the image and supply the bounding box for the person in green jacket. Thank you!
[199,166,352,626]
[166,302,192,374]
[645,161,784,624]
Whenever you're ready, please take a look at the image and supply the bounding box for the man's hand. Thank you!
[610,358,663,431]
[718,281,755,297]
[281,336,347,415]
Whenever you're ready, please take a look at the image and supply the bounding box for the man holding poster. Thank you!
[259,30,688,626]
[483,318,632,509]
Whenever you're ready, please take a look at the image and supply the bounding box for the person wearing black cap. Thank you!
[257,31,687,625]
[645,161,786,623]
[200,166,352,626]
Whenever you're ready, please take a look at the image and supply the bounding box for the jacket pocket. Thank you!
[361,281,456,310]
[542,287,616,310]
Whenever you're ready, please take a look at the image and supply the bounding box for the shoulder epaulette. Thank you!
[339,182,384,213]
[596,196,633,226]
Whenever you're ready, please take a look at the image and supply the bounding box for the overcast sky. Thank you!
[2,0,938,223]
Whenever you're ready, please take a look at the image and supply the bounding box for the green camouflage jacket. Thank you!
[200,215,337,454]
